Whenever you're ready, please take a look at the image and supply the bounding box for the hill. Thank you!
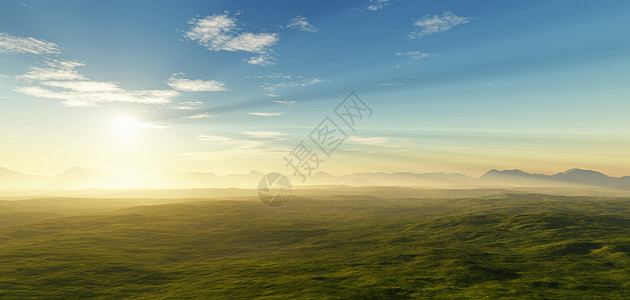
[1,194,630,298]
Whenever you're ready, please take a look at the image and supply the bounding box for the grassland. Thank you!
[1,192,630,299]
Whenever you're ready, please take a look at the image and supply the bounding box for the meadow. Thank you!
[1,191,630,299]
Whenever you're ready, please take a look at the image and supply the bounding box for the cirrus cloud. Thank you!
[167,74,227,92]
[184,13,279,65]
[410,12,471,39]
[186,112,215,119]
[248,112,284,117]
[287,16,319,32]
[272,100,296,105]
[367,0,390,11]
[14,60,179,107]
[0,32,61,55]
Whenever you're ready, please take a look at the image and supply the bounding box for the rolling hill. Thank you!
[1,193,630,298]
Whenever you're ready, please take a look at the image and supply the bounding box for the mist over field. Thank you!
[2,0,630,298]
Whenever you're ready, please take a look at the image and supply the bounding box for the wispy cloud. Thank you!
[410,12,471,39]
[184,12,279,65]
[601,59,622,67]
[167,73,227,92]
[16,60,86,81]
[15,60,179,107]
[121,118,169,130]
[241,131,288,140]
[267,93,282,97]
[41,80,121,93]
[0,32,61,55]
[186,112,214,119]
[245,54,275,66]
[263,78,323,91]
[367,0,390,11]
[246,73,293,80]
[141,122,169,129]
[196,134,265,149]
[249,112,284,117]
[349,136,391,145]
[287,16,319,32]
[172,101,204,110]
[379,82,403,87]
[247,73,324,91]
[16,85,178,107]
[272,100,296,105]
[348,136,403,149]
[193,134,292,160]
[196,135,233,142]
[395,51,435,62]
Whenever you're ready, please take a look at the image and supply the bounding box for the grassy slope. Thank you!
[0,194,629,299]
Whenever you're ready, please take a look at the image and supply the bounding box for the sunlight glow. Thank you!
[114,116,139,138]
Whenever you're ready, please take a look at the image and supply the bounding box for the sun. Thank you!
[114,116,139,138]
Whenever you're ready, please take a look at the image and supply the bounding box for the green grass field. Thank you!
[1,192,630,299]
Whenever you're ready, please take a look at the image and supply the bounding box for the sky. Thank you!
[1,0,630,180]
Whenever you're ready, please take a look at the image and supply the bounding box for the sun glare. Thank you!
[114,116,139,138]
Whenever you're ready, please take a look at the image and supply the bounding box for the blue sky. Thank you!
[1,0,629,178]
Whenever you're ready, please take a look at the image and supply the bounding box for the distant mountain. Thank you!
[551,168,613,185]
[0,167,48,188]
[480,168,630,190]
[147,170,264,188]
[306,171,476,187]
[49,166,131,189]
[0,166,130,189]
[0,166,629,190]
[482,169,547,178]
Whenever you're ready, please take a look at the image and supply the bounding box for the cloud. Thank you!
[367,0,389,11]
[247,73,324,91]
[184,13,279,65]
[186,112,214,119]
[15,60,179,107]
[131,120,169,129]
[272,100,296,105]
[349,136,391,145]
[246,73,292,80]
[287,16,319,32]
[394,51,434,61]
[191,133,293,159]
[196,135,233,142]
[348,136,402,148]
[196,134,264,150]
[172,101,204,110]
[267,93,282,97]
[167,74,227,92]
[16,60,86,81]
[0,32,61,55]
[16,85,178,107]
[41,80,121,93]
[262,77,323,91]
[241,131,288,140]
[379,82,403,87]
[246,54,275,66]
[249,112,283,117]
[410,12,471,39]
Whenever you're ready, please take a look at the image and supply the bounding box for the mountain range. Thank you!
[0,167,628,190]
